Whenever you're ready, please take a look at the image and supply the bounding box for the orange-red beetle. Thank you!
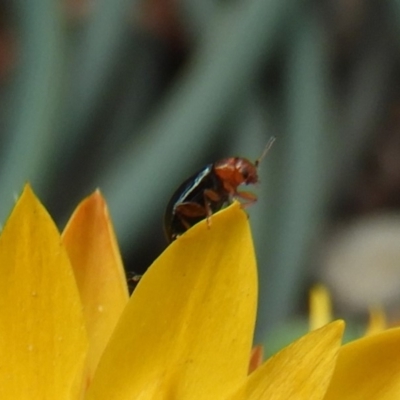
[164,137,275,242]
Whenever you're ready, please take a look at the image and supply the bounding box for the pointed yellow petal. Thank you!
[0,185,87,398]
[62,191,129,382]
[309,284,332,331]
[229,321,344,400]
[87,202,257,400]
[324,327,400,400]
[364,306,386,336]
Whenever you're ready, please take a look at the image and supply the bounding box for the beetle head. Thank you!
[234,158,259,185]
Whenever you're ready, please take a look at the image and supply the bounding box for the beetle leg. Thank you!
[204,189,221,202]
[235,190,258,208]
[203,189,222,228]
[175,202,208,217]
[174,202,208,231]
[173,189,222,232]
[176,214,192,231]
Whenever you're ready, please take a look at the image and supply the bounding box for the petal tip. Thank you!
[20,183,35,200]
[328,320,345,338]
[77,191,107,215]
[92,188,103,198]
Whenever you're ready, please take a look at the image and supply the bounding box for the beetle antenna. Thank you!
[255,136,276,167]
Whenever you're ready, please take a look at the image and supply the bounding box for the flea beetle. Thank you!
[164,137,275,243]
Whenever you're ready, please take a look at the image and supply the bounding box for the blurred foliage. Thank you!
[1,0,400,341]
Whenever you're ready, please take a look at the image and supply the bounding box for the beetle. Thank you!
[163,137,275,243]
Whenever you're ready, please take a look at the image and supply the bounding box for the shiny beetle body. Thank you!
[164,157,259,243]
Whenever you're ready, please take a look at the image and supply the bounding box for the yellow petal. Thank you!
[62,190,129,382]
[364,306,386,336]
[87,202,257,400]
[309,284,332,331]
[0,185,87,398]
[228,321,344,400]
[324,327,400,399]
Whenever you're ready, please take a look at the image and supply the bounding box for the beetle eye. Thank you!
[242,169,249,179]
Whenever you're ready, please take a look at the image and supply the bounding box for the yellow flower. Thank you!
[0,185,400,399]
[309,284,333,331]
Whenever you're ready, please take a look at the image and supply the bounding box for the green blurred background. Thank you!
[1,0,400,345]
